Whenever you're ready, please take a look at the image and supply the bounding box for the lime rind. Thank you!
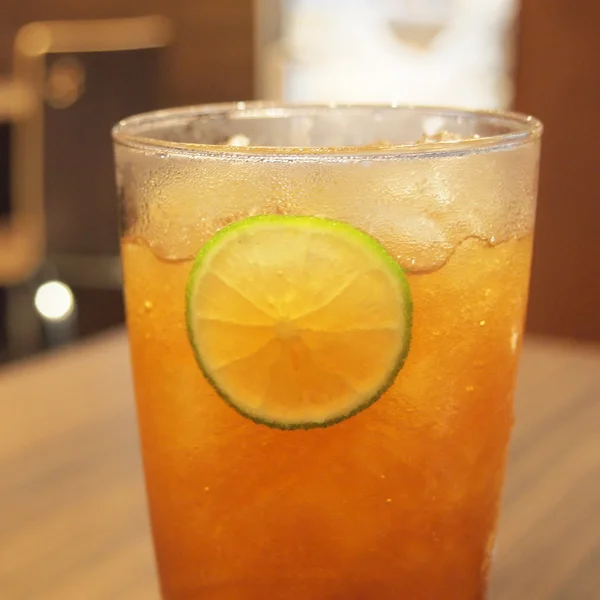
[186,215,412,430]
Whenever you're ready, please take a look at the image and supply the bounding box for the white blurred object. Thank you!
[34,280,75,322]
[256,0,519,109]
[33,278,78,347]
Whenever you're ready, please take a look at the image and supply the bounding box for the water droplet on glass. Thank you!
[479,320,486,326]
[510,328,520,352]
[144,300,153,312]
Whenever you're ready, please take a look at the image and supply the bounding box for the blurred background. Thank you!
[0,0,598,364]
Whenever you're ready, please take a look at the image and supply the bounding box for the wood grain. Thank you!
[1,330,599,599]
[0,330,158,600]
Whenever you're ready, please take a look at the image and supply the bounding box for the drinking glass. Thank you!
[113,104,541,600]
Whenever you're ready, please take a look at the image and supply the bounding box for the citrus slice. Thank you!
[186,215,412,429]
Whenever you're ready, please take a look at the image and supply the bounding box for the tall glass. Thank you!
[113,104,541,600]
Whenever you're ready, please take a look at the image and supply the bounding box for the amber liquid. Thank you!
[122,234,532,600]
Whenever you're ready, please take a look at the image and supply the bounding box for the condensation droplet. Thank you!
[144,300,153,312]
[479,320,486,326]
[511,328,520,352]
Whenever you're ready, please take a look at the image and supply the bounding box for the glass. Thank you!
[113,103,541,600]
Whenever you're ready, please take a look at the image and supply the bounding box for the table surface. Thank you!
[1,329,599,600]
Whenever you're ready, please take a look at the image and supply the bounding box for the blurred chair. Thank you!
[0,77,40,360]
[0,16,172,360]
[0,78,39,283]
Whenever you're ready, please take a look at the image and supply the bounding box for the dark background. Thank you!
[0,0,598,364]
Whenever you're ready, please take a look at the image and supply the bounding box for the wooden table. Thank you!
[1,329,599,599]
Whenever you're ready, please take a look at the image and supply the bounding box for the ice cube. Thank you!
[415,130,463,144]
[364,206,456,273]
[225,134,251,147]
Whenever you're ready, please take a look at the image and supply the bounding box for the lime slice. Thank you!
[186,215,412,429]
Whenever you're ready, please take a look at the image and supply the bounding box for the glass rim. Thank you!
[112,102,543,161]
